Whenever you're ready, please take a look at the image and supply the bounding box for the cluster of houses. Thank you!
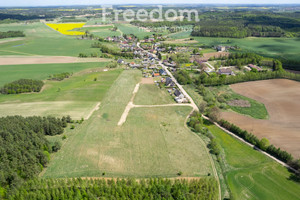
[217,63,263,75]
[160,77,188,103]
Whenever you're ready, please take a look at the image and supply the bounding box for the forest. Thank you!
[0,115,71,197]
[0,31,25,39]
[0,79,44,94]
[8,178,218,200]
[132,11,300,38]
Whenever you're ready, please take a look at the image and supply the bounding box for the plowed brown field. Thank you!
[221,79,300,158]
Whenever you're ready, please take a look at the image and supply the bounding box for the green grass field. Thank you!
[0,62,109,86]
[0,65,121,119]
[206,124,300,200]
[134,84,175,105]
[194,37,300,64]
[43,70,214,178]
[0,22,97,56]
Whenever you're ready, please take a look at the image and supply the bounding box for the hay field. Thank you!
[43,70,213,178]
[134,84,175,105]
[0,67,121,119]
[221,79,300,158]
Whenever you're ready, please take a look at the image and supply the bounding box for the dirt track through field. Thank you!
[221,79,300,158]
[0,38,24,44]
[0,56,109,65]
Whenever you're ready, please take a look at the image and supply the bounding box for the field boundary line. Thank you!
[85,102,101,120]
[203,115,299,173]
[117,83,140,126]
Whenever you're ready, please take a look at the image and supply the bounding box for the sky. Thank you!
[1,0,300,7]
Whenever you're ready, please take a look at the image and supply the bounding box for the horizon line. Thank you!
[1,3,300,8]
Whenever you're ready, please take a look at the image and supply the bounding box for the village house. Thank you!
[218,67,234,75]
[216,45,226,52]
[159,69,167,76]
[248,64,262,71]
[165,77,175,87]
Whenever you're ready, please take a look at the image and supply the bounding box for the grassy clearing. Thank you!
[206,124,300,200]
[228,92,268,119]
[134,84,174,105]
[194,37,300,63]
[207,85,268,119]
[81,26,121,38]
[0,62,109,86]
[0,67,121,119]
[43,70,213,178]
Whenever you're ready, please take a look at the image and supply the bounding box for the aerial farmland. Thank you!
[0,4,300,200]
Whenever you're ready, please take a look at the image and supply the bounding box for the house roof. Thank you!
[218,68,232,74]
[174,89,182,97]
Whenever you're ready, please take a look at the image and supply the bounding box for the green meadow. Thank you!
[206,124,300,200]
[43,70,214,178]
[134,84,175,105]
[0,64,121,119]
[0,62,109,86]
[0,23,97,56]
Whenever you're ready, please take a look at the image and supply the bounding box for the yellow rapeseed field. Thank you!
[46,23,85,35]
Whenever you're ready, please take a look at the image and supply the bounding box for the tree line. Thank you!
[174,70,192,85]
[0,79,44,94]
[7,177,218,200]
[218,119,299,167]
[197,70,300,87]
[0,115,72,197]
[188,112,221,157]
[91,42,134,59]
[0,31,25,39]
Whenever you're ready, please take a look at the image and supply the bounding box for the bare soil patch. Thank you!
[203,52,230,60]
[140,77,154,84]
[227,99,251,107]
[0,56,109,65]
[221,79,300,158]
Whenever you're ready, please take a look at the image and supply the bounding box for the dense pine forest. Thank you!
[0,116,71,198]
[0,79,44,94]
[8,178,218,200]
